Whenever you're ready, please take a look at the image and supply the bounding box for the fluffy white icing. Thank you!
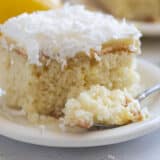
[0,5,141,65]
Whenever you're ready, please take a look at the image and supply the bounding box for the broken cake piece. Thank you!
[62,85,149,129]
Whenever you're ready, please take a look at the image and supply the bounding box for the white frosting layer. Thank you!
[0,5,141,65]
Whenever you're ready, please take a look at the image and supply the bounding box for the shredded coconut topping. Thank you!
[0,5,141,65]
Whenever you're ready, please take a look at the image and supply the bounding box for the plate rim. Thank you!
[131,21,160,36]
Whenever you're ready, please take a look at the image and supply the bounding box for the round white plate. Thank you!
[0,59,160,148]
[133,21,160,36]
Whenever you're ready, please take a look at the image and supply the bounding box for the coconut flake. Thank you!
[0,5,141,65]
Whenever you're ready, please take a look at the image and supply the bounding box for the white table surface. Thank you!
[0,38,160,160]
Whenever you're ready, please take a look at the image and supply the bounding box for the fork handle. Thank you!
[136,84,160,102]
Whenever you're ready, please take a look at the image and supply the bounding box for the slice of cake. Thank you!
[0,5,141,121]
[61,85,148,129]
[97,0,160,22]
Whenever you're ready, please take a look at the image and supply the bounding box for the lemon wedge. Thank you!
[0,0,62,23]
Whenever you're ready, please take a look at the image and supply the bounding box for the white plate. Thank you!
[0,59,160,148]
[133,21,160,37]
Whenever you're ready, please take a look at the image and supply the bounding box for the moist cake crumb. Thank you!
[61,85,149,128]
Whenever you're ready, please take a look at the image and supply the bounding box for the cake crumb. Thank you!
[62,85,149,129]
[107,154,116,160]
